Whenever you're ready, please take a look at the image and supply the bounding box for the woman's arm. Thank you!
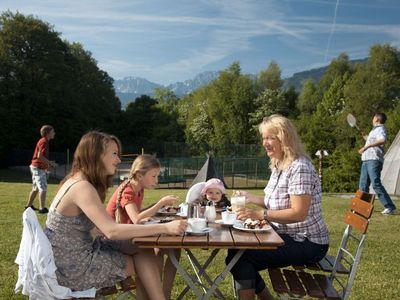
[235,190,265,207]
[264,194,311,223]
[75,183,186,239]
[236,194,311,223]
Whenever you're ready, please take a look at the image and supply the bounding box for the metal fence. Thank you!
[117,156,271,189]
[8,148,271,189]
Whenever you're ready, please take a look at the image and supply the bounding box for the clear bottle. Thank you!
[205,201,216,222]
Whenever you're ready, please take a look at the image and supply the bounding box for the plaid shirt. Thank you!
[264,157,329,245]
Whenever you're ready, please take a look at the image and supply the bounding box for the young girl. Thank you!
[199,178,230,208]
[44,131,186,300]
[106,154,180,299]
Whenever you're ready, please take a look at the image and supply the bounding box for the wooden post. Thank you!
[315,150,328,190]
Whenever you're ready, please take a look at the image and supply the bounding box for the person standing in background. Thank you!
[25,125,58,214]
[359,112,396,215]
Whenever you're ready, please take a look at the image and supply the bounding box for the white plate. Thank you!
[233,222,272,232]
[176,212,187,217]
[156,208,179,216]
[215,219,235,227]
[185,227,213,236]
[144,219,160,224]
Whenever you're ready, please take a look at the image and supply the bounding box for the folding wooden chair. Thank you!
[268,190,375,300]
[94,276,136,299]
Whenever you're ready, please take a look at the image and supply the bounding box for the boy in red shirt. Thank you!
[25,125,57,214]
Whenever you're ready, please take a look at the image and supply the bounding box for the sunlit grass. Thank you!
[1,169,399,299]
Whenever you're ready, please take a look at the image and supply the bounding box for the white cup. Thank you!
[221,211,236,224]
[231,196,246,212]
[188,218,206,232]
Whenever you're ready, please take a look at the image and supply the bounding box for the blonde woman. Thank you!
[226,115,329,300]
[45,131,186,300]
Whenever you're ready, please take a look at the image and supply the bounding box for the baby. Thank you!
[199,178,230,208]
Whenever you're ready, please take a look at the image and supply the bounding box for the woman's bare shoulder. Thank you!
[62,178,97,197]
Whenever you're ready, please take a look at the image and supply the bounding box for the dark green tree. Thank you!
[344,44,400,128]
[207,62,256,151]
[0,11,121,163]
[296,78,318,114]
[256,60,283,92]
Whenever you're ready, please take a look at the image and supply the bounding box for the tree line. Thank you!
[1,12,399,192]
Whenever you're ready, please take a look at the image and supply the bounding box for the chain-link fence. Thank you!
[117,156,270,189]
[8,146,271,189]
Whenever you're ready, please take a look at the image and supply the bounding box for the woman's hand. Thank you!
[233,190,257,204]
[159,195,178,207]
[165,219,187,235]
[233,190,247,197]
[236,207,263,221]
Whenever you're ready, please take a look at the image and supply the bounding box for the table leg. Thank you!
[167,248,204,299]
[186,251,207,294]
[203,249,244,299]
[171,248,245,300]
[185,249,225,299]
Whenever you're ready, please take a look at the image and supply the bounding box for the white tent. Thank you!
[381,130,400,196]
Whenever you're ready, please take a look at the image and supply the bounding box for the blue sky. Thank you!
[2,0,400,85]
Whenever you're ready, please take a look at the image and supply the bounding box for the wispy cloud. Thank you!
[1,0,400,83]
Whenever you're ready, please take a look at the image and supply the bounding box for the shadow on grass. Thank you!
[0,168,61,184]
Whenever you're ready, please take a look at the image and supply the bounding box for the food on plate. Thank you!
[243,218,269,230]
[159,217,175,223]
[162,206,179,213]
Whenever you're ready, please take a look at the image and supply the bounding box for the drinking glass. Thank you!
[187,203,200,219]
[231,195,245,212]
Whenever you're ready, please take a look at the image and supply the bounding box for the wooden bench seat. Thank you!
[269,268,341,299]
[292,255,349,274]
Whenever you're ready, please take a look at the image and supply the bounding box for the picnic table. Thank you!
[134,217,284,299]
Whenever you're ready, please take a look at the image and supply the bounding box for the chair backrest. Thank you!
[344,191,375,233]
[330,190,375,300]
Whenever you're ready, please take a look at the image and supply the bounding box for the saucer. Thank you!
[185,227,213,236]
[215,219,235,227]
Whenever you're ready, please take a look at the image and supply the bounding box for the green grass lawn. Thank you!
[1,169,399,299]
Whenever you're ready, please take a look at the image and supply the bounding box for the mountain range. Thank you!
[114,71,221,107]
[113,64,347,108]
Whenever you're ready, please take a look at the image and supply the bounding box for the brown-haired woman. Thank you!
[44,131,186,300]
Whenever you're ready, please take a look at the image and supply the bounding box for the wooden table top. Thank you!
[134,221,285,250]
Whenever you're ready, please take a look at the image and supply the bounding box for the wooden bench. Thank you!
[76,277,136,299]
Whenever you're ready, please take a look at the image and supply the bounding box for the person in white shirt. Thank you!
[359,112,396,215]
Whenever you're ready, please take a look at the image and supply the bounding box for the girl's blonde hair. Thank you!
[259,114,309,171]
[115,154,161,223]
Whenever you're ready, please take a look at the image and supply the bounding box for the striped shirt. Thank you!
[264,157,329,245]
